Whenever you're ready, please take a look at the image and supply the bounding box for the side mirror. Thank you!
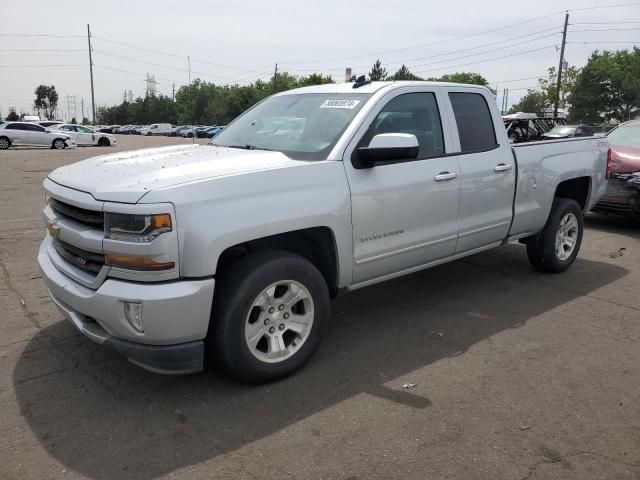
[354,133,419,169]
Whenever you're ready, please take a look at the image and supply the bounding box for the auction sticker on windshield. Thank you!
[320,99,361,109]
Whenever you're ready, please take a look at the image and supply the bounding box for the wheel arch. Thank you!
[215,227,341,298]
[554,176,592,211]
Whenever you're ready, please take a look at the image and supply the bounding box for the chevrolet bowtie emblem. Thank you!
[47,221,61,238]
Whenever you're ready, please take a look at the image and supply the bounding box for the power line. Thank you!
[280,2,640,66]
[568,27,640,32]
[567,40,639,44]
[281,27,561,72]
[92,35,266,75]
[412,44,557,76]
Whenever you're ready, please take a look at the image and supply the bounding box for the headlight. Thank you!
[105,212,172,242]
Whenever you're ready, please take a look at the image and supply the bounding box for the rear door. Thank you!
[4,123,29,145]
[441,89,515,253]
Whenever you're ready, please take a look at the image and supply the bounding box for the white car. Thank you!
[0,121,75,149]
[50,124,116,147]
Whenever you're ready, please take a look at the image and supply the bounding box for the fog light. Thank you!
[124,302,144,332]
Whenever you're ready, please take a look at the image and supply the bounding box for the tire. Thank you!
[0,136,10,150]
[147,132,152,136]
[210,250,330,383]
[52,139,66,150]
[526,197,584,273]
[188,133,193,138]
[98,137,110,147]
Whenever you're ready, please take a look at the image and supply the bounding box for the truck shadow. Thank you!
[13,244,628,480]
[585,212,640,239]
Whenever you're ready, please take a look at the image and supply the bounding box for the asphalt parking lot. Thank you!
[1,135,639,479]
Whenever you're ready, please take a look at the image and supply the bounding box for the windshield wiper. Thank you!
[214,144,272,151]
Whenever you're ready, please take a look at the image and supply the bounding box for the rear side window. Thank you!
[449,92,497,152]
[25,123,45,132]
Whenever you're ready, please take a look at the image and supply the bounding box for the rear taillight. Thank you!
[606,148,613,179]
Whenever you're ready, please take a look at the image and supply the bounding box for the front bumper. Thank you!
[38,240,215,374]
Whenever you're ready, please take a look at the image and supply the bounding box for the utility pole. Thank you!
[273,63,278,93]
[188,56,191,84]
[81,98,84,120]
[172,83,175,101]
[87,24,96,125]
[554,12,569,119]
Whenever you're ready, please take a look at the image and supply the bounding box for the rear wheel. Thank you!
[52,139,65,150]
[526,197,583,273]
[0,137,10,150]
[210,250,330,383]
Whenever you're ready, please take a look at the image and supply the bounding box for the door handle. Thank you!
[494,164,513,173]
[434,172,458,181]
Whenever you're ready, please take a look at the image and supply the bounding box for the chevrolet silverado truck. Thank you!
[38,81,610,382]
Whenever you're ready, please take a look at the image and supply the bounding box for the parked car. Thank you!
[181,126,208,138]
[49,124,116,147]
[168,125,192,137]
[141,123,172,136]
[541,125,594,140]
[39,120,64,128]
[167,125,193,137]
[38,81,608,382]
[119,125,141,135]
[0,121,75,149]
[593,119,640,217]
[206,126,225,139]
[97,125,121,133]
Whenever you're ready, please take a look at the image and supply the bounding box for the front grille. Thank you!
[50,198,103,228]
[53,238,105,274]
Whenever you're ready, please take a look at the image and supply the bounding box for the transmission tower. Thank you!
[66,95,78,122]
[145,74,157,97]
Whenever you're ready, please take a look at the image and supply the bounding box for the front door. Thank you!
[343,88,461,285]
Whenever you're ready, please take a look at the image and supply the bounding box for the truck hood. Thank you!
[48,144,309,203]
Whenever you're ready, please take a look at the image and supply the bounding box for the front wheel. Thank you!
[210,250,330,383]
[98,137,110,147]
[52,139,66,150]
[526,197,584,273]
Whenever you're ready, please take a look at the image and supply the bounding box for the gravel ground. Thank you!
[1,135,639,480]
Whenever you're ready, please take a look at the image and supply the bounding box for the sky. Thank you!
[1,0,639,120]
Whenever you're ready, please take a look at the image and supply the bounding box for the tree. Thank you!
[6,108,19,121]
[82,117,90,125]
[508,90,549,115]
[388,64,422,81]
[538,65,580,108]
[33,85,59,120]
[70,117,77,124]
[369,59,388,81]
[570,48,640,123]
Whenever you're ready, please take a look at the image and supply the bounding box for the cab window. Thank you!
[362,92,445,159]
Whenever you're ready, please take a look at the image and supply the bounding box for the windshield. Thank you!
[210,93,371,160]
[608,123,640,149]
[548,126,576,135]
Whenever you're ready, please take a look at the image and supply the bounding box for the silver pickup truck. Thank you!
[38,81,610,382]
